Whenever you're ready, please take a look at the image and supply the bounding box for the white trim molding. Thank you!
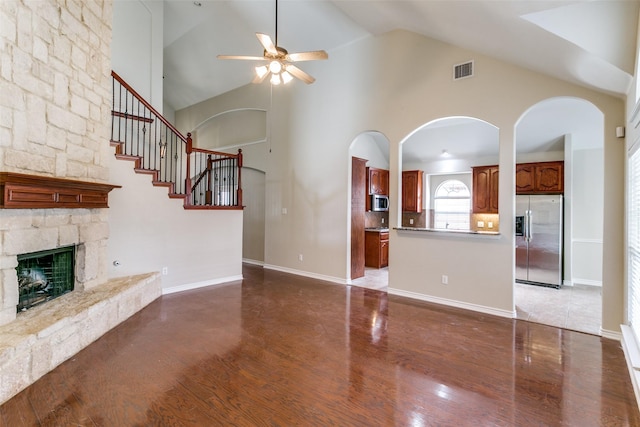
[242,258,265,267]
[263,264,348,285]
[388,287,516,319]
[621,325,640,411]
[601,328,622,341]
[572,278,603,287]
[162,275,243,295]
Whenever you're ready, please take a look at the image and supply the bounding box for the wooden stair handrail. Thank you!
[111,70,187,143]
[191,146,240,159]
[112,70,243,208]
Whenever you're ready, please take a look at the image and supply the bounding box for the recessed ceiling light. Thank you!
[441,149,450,157]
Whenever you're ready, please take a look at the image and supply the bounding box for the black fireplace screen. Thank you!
[16,246,75,312]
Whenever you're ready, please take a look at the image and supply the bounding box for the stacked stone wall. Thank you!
[0,0,112,180]
[0,0,114,326]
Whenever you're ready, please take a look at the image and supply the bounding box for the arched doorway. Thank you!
[514,97,604,335]
[348,132,390,290]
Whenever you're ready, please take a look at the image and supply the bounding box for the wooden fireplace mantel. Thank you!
[0,173,121,209]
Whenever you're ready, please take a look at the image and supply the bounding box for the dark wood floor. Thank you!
[1,264,638,426]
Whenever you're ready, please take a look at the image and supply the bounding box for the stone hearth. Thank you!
[0,272,161,405]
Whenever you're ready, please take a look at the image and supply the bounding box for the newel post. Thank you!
[185,132,193,206]
[237,149,243,207]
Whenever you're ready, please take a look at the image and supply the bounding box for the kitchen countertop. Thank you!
[395,227,500,237]
[365,227,389,232]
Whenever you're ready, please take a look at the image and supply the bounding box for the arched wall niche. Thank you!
[192,108,267,151]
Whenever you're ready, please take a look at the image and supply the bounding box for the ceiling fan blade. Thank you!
[256,33,278,56]
[286,65,315,84]
[287,50,328,62]
[217,55,266,61]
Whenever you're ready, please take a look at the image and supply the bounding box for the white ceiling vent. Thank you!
[453,61,474,80]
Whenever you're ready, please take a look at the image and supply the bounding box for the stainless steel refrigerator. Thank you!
[515,195,563,288]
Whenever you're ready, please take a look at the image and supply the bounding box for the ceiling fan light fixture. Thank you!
[269,60,282,74]
[281,70,293,84]
[255,65,269,79]
[217,0,327,85]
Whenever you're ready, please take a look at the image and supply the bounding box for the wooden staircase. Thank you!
[110,70,242,209]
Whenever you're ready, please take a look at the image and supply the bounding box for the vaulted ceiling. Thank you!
[162,1,637,160]
[163,0,638,111]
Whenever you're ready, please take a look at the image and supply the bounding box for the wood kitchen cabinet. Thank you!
[365,230,389,268]
[366,167,389,211]
[516,161,563,194]
[367,167,389,196]
[402,170,423,213]
[472,165,499,213]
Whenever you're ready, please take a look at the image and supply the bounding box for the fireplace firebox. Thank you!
[16,246,75,312]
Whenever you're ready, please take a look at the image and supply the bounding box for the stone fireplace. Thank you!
[0,202,162,405]
[17,245,75,312]
[0,173,121,326]
[0,208,109,326]
[0,0,164,406]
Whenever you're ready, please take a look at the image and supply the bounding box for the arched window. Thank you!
[434,180,471,230]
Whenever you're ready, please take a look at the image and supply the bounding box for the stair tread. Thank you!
[135,168,158,175]
[116,154,141,161]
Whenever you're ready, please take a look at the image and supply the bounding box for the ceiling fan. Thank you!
[217,0,328,85]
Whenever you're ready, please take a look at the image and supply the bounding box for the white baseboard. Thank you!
[263,264,348,285]
[242,258,264,266]
[601,328,622,341]
[387,287,516,319]
[572,278,603,287]
[162,275,243,295]
[621,325,640,411]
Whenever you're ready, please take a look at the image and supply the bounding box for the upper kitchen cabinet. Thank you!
[367,167,389,196]
[472,165,499,214]
[516,161,563,194]
[402,170,423,213]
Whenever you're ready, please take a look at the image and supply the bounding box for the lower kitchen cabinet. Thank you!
[365,230,389,268]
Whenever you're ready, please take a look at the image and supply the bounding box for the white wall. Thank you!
[180,29,626,332]
[109,0,242,290]
[111,0,164,111]
[107,158,243,289]
[242,168,266,264]
[351,133,390,170]
[571,148,604,285]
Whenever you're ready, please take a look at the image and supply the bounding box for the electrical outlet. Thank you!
[298,254,303,262]
[410,218,414,225]
[488,221,493,228]
[282,208,288,215]
[162,267,168,275]
[381,218,385,224]
[441,275,448,285]
[477,221,485,228]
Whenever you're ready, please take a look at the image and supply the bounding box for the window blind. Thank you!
[628,147,640,342]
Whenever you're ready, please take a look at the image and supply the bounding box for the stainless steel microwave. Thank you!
[371,194,389,211]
